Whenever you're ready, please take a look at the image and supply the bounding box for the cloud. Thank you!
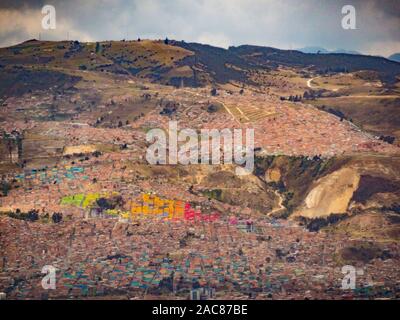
[196,33,231,49]
[0,6,95,47]
[0,0,398,56]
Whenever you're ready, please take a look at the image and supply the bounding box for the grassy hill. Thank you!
[229,45,400,84]
[1,39,400,89]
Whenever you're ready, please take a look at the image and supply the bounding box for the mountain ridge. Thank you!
[1,39,400,90]
[297,46,360,55]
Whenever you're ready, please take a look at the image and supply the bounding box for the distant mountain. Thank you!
[331,49,360,55]
[297,46,329,54]
[298,46,360,55]
[389,53,400,63]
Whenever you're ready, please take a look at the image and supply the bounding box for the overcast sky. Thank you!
[0,0,399,57]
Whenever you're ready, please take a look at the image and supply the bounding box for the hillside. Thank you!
[1,38,400,300]
[229,45,400,83]
[1,39,400,146]
[1,39,400,90]
[255,154,400,240]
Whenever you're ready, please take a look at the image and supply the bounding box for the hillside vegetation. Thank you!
[1,39,400,90]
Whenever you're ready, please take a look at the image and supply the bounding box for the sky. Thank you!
[0,0,399,57]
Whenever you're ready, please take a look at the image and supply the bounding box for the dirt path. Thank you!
[235,106,250,121]
[307,77,318,89]
[220,100,239,122]
[267,189,285,217]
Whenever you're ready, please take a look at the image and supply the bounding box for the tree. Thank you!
[211,88,217,96]
[207,103,221,113]
[96,198,114,211]
[164,37,169,45]
[1,181,11,196]
[95,42,101,53]
[27,210,39,222]
[379,135,395,144]
[6,139,13,163]
[52,212,63,223]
